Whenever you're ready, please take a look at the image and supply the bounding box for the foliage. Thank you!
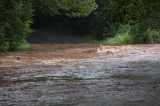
[34,0,98,17]
[0,0,98,52]
[104,20,160,45]
[130,17,160,43]
[0,0,33,51]
[110,0,160,24]
[33,0,98,31]
[131,24,160,43]
[145,29,160,43]
[1,0,160,52]
[104,33,134,45]
[103,24,134,45]
[92,0,160,44]
[89,0,117,38]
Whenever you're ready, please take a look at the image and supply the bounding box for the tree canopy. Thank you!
[34,0,98,17]
[0,0,97,51]
[0,0,160,51]
[0,0,33,51]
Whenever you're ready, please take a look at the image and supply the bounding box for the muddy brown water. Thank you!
[0,30,160,106]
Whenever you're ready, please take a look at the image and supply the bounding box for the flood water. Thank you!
[1,49,160,106]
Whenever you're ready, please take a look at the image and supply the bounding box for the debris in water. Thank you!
[16,56,21,60]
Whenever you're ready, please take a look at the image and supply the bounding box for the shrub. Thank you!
[145,29,160,43]
[102,24,134,45]
[104,32,134,45]
[89,0,117,38]
[89,0,160,42]
[0,0,33,52]
[130,19,160,43]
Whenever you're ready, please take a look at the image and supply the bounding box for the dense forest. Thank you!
[0,0,160,51]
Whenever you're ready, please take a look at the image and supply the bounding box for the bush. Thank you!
[90,0,160,43]
[102,24,134,45]
[89,0,117,38]
[130,19,160,43]
[0,0,33,52]
[103,32,134,45]
[144,29,160,43]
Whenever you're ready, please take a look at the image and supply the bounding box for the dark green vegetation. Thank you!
[0,0,33,51]
[0,0,160,51]
[90,0,160,44]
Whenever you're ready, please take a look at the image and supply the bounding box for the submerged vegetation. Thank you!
[0,0,160,51]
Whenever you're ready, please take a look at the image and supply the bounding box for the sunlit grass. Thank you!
[102,33,134,45]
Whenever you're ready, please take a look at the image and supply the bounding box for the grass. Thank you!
[0,41,30,52]
[101,32,134,45]
[18,42,30,50]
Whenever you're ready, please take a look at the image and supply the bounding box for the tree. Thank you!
[110,0,160,24]
[89,0,160,42]
[34,0,98,17]
[0,0,97,51]
[0,0,33,51]
[89,0,118,39]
